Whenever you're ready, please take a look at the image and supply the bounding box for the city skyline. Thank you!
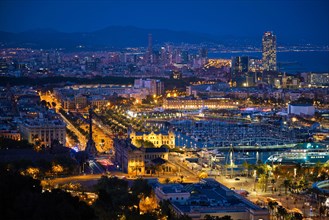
[1,1,329,219]
[0,0,328,44]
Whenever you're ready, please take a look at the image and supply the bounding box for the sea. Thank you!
[208,51,329,74]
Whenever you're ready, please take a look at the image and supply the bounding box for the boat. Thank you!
[209,149,226,162]
[266,143,329,165]
[236,152,255,160]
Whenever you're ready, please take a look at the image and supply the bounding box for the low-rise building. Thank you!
[114,138,176,176]
[0,130,21,141]
[19,118,66,147]
[288,103,315,116]
[129,130,175,148]
[154,178,269,220]
[163,97,237,110]
[154,184,190,204]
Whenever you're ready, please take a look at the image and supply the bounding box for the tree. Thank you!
[0,168,95,220]
[139,193,158,214]
[94,176,139,219]
[219,216,232,220]
[283,179,291,195]
[277,206,287,220]
[52,163,64,176]
[242,161,251,177]
[25,167,40,178]
[203,215,232,220]
[131,178,152,198]
[268,201,278,218]
[136,139,155,148]
[0,137,33,149]
[272,165,283,181]
[164,178,171,184]
[40,100,47,107]
[52,102,56,108]
[155,163,163,177]
[177,214,192,220]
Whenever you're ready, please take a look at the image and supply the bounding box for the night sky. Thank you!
[0,0,328,44]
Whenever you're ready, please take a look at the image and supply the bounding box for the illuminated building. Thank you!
[154,178,269,220]
[186,83,229,97]
[231,56,249,87]
[154,184,190,204]
[129,130,176,148]
[248,58,263,73]
[262,31,277,71]
[309,72,329,86]
[146,33,153,63]
[54,84,149,110]
[175,50,189,64]
[114,138,176,176]
[163,97,237,110]
[134,79,164,96]
[90,97,108,109]
[282,72,287,88]
[204,59,231,69]
[0,130,21,141]
[61,98,75,110]
[288,103,315,116]
[20,118,66,147]
[0,58,8,73]
[231,56,249,73]
[74,95,88,109]
[171,70,182,79]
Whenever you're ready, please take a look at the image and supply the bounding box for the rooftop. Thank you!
[156,178,268,217]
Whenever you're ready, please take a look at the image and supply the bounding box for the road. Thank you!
[59,111,87,149]
[89,160,105,174]
[40,91,87,149]
[168,154,198,179]
[168,152,322,219]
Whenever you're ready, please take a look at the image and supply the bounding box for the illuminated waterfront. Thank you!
[209,51,329,73]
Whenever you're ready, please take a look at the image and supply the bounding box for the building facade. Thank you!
[20,118,66,147]
[310,73,329,86]
[288,103,315,116]
[154,179,269,220]
[0,130,21,141]
[113,138,176,176]
[134,79,164,96]
[129,130,176,148]
[262,31,277,72]
[163,97,237,110]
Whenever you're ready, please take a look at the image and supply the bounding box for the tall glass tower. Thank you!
[262,31,277,71]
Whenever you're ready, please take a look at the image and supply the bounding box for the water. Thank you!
[175,132,283,165]
[208,51,329,73]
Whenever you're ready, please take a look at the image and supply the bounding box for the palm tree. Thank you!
[242,161,250,177]
[283,179,291,195]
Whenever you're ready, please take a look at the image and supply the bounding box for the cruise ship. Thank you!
[266,143,329,165]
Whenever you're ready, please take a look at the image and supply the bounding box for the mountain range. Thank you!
[0,26,258,49]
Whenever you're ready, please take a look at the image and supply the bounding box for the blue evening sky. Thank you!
[0,0,328,44]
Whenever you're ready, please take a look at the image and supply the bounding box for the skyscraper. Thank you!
[230,56,249,87]
[262,31,277,71]
[147,33,153,63]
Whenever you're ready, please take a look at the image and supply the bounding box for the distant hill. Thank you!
[0,26,223,49]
